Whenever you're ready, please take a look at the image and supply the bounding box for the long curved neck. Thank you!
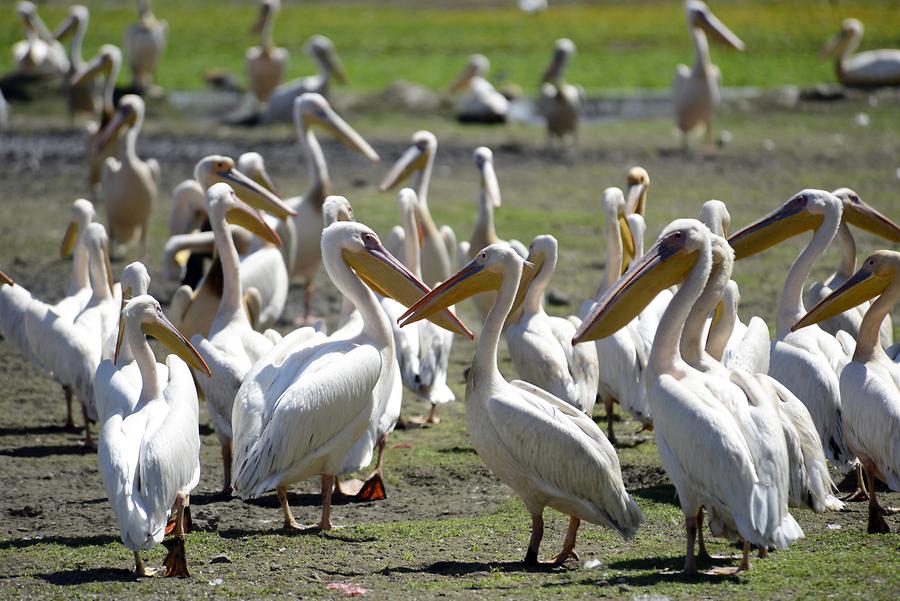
[776,211,841,338]
[260,9,275,51]
[599,211,623,297]
[524,255,554,317]
[210,209,244,321]
[681,256,731,370]
[692,27,712,71]
[835,220,856,279]
[475,262,521,382]
[87,247,112,304]
[70,21,86,66]
[301,126,330,212]
[472,184,496,249]
[128,320,160,404]
[854,283,897,363]
[122,122,139,163]
[330,255,391,346]
[402,207,422,278]
[413,153,434,208]
[71,232,90,292]
[705,281,737,361]
[649,247,712,378]
[102,61,120,118]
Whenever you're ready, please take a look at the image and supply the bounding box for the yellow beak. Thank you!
[481,160,502,209]
[307,108,380,163]
[0,270,13,286]
[619,213,636,271]
[94,104,131,155]
[843,199,900,242]
[793,261,887,332]
[225,203,282,247]
[218,167,296,219]
[379,145,425,192]
[60,220,79,259]
[505,251,543,325]
[625,182,647,216]
[115,306,211,376]
[728,202,823,260]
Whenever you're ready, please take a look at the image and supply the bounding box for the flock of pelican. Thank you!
[1,0,899,585]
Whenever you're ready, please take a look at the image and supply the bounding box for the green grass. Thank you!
[3,1,900,94]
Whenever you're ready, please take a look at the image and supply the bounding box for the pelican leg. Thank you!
[277,485,301,529]
[133,551,157,577]
[356,436,388,502]
[63,386,76,430]
[523,513,544,565]
[163,493,190,577]
[738,540,751,572]
[842,463,869,502]
[758,545,769,559]
[684,514,698,575]
[426,404,440,425]
[866,468,893,534]
[551,516,581,565]
[696,507,711,562]
[138,222,149,263]
[221,440,233,495]
[319,474,334,530]
[604,397,617,445]
[81,403,95,448]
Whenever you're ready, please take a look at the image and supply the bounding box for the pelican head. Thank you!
[70,44,120,87]
[307,35,348,84]
[604,187,636,270]
[294,93,380,162]
[94,93,143,155]
[60,198,96,258]
[820,18,863,60]
[194,155,296,219]
[379,130,436,192]
[206,182,282,247]
[324,221,472,337]
[84,222,115,296]
[686,1,745,51]
[542,38,576,85]
[516,234,554,299]
[794,250,900,332]
[115,294,211,375]
[575,219,710,343]
[625,167,650,216]
[699,199,730,237]
[832,188,900,242]
[250,0,279,35]
[16,2,38,30]
[237,152,280,196]
[119,260,151,317]
[323,195,354,226]
[54,5,88,40]
[399,243,534,334]
[475,146,501,208]
[449,54,489,92]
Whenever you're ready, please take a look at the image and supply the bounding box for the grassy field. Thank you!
[3,1,900,94]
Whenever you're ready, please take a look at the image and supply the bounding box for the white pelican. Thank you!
[12,1,68,77]
[281,93,380,322]
[806,188,897,349]
[507,235,598,413]
[264,35,347,123]
[379,131,456,286]
[673,1,745,148]
[575,219,802,574]
[54,5,96,120]
[94,294,210,577]
[168,155,295,340]
[190,182,284,493]
[729,189,900,474]
[400,243,642,565]
[246,0,287,105]
[95,94,159,259]
[70,44,122,191]
[449,54,509,124]
[820,18,900,88]
[123,0,167,94]
[231,222,469,529]
[538,39,584,142]
[794,250,900,532]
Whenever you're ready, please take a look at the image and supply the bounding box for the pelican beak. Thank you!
[103,238,115,296]
[625,183,647,216]
[144,312,211,376]
[218,166,296,219]
[574,231,698,343]
[481,159,502,208]
[448,64,476,92]
[94,103,133,155]
[505,252,542,324]
[251,164,281,197]
[70,52,107,87]
[698,8,745,51]
[619,213,636,271]
[843,198,900,243]
[225,201,282,247]
[0,270,13,286]
[59,220,79,259]
[728,202,822,260]
[342,237,471,338]
[52,14,76,40]
[250,3,269,35]
[792,263,886,332]
[819,30,845,60]
[379,144,426,191]
[307,107,380,162]
[328,48,348,84]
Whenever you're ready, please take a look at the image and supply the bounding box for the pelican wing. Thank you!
[724,315,770,374]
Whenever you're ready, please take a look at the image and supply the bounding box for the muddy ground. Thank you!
[0,93,898,599]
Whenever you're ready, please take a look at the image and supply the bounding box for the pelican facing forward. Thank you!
[820,19,900,88]
[123,0,167,94]
[247,0,287,105]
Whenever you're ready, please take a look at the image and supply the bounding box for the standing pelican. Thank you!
[95,94,159,259]
[12,1,68,78]
[507,235,599,413]
[231,222,469,530]
[538,39,584,142]
[379,131,455,286]
[820,18,900,88]
[265,35,347,123]
[282,93,380,323]
[794,251,900,532]
[449,54,509,124]
[673,1,745,148]
[54,5,96,120]
[246,0,287,105]
[806,188,896,349]
[123,0,167,95]
[400,244,642,565]
[575,220,802,574]
[190,183,284,493]
[94,295,210,576]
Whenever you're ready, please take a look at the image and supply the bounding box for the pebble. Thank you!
[583,558,602,570]
[208,578,224,586]
[209,553,232,564]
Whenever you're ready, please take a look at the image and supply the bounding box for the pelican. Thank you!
[54,5,96,120]
[448,54,508,124]
[246,0,287,105]
[12,1,68,77]
[95,94,159,259]
[507,235,598,413]
[168,155,295,340]
[538,39,584,142]
[264,35,347,123]
[575,219,802,574]
[794,250,900,532]
[281,93,380,322]
[190,183,284,493]
[673,1,745,148]
[123,0,167,94]
[806,188,896,349]
[94,294,210,577]
[400,244,642,565]
[820,18,900,88]
[231,222,469,530]
[71,44,122,191]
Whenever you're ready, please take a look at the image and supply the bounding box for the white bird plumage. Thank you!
[820,18,900,88]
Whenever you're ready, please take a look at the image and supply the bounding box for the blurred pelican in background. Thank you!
[449,54,508,124]
[124,0,167,95]
[820,18,900,88]
[247,0,287,106]
[538,38,584,143]
[265,35,347,123]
